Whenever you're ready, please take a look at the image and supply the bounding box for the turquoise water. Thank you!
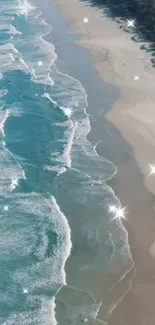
[0,1,133,324]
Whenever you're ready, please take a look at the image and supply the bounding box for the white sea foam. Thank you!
[44,165,67,175]
[51,67,117,181]
[0,0,116,181]
[0,53,14,67]
[0,42,19,55]
[49,66,88,110]
[4,8,56,83]
[0,1,21,15]
[33,11,43,20]
[50,196,72,283]
[19,57,29,69]
[26,14,52,37]
[0,15,14,23]
[0,109,9,136]
[8,107,23,117]
[0,140,26,195]
[0,47,19,68]
[58,122,77,168]
[0,54,30,73]
[9,53,15,61]
[1,298,57,325]
[42,92,56,104]
[0,89,8,97]
[8,24,22,35]
[18,0,35,16]
[0,22,21,35]
[0,40,28,73]
[43,92,72,118]
[41,65,116,180]
[0,2,56,84]
[9,193,72,295]
[42,65,116,180]
[27,37,56,85]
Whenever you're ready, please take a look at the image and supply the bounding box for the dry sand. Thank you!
[49,0,155,324]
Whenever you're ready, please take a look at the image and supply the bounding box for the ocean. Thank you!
[0,1,133,324]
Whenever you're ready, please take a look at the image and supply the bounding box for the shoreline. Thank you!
[48,0,155,324]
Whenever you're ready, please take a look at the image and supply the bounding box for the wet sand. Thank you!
[49,0,155,324]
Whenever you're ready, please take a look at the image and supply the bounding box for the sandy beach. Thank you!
[49,0,155,324]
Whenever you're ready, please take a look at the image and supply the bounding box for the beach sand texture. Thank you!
[49,0,155,324]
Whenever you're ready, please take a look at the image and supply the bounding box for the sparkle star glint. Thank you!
[108,205,117,213]
[114,206,127,220]
[83,17,88,23]
[126,19,135,28]
[108,204,127,221]
[149,164,155,176]
[63,107,72,118]
[9,178,19,192]
[38,61,43,66]
[11,178,18,186]
[134,75,139,81]
[4,206,9,211]
[23,288,28,294]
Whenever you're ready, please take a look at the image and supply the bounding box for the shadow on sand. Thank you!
[80,0,155,65]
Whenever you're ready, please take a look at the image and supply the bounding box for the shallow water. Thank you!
[0,0,133,324]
